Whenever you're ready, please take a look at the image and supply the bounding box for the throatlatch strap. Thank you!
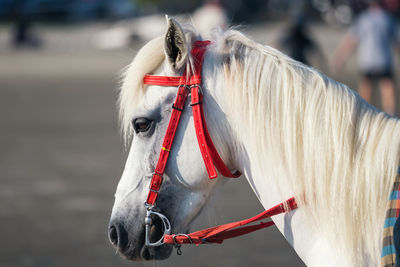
[191,86,218,178]
[198,93,241,178]
[191,87,241,179]
[164,197,297,245]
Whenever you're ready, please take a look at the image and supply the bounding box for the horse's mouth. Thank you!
[139,242,173,261]
[140,222,173,261]
[111,216,173,261]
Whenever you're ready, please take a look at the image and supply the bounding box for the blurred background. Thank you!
[1,0,400,266]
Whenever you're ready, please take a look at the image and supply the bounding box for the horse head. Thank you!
[108,18,237,261]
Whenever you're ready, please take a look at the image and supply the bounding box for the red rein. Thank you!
[143,40,297,246]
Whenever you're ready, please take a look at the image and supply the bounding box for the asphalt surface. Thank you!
[0,21,384,267]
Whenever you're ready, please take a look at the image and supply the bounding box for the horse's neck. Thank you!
[203,65,347,265]
[273,210,342,266]
[204,53,400,266]
[236,151,346,267]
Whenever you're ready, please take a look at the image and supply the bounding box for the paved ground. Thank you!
[0,20,390,267]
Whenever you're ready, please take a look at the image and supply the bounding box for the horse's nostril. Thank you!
[109,225,119,246]
[108,222,129,252]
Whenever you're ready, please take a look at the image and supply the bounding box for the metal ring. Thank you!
[144,202,154,210]
[144,208,172,247]
[172,234,193,245]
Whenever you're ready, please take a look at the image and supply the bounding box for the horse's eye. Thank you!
[132,118,152,133]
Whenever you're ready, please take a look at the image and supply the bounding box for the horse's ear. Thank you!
[164,16,188,70]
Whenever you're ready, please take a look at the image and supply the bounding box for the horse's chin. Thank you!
[139,245,173,260]
[119,244,173,261]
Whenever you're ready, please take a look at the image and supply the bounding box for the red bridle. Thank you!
[142,40,297,251]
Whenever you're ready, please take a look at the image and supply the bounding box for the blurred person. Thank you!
[332,0,398,115]
[277,16,326,67]
[192,0,228,39]
[11,0,41,48]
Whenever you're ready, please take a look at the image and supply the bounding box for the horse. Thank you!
[108,17,400,266]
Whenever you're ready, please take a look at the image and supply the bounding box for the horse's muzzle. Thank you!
[108,217,172,260]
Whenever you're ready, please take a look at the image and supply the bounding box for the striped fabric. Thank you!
[381,174,400,267]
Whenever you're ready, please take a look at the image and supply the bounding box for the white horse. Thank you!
[109,17,400,266]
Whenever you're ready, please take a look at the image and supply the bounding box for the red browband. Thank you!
[143,40,297,248]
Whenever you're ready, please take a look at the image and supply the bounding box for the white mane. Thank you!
[119,27,400,265]
[218,30,400,265]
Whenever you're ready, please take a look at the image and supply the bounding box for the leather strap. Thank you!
[146,80,189,205]
[191,86,218,178]
[191,87,241,179]
[145,40,222,205]
[164,197,297,244]
[143,75,181,86]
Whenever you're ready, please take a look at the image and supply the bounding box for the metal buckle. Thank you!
[149,188,160,193]
[189,84,203,94]
[178,84,190,92]
[172,103,184,111]
[190,101,202,106]
[144,204,171,247]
